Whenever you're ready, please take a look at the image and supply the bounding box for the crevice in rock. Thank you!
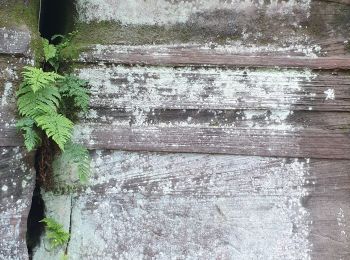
[26,150,46,260]
[64,196,74,255]
[39,0,75,42]
[26,1,76,258]
[26,135,55,258]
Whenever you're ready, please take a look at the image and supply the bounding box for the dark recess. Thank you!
[26,182,45,259]
[39,0,74,42]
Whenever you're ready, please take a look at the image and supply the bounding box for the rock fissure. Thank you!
[25,0,76,258]
[64,195,73,256]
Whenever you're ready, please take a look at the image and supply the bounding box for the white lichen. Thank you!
[1,185,8,192]
[324,88,335,100]
[76,0,311,26]
[1,82,13,107]
[77,65,316,128]
[60,151,312,259]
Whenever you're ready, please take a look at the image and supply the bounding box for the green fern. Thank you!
[17,83,61,118]
[44,32,78,72]
[35,114,74,150]
[58,75,90,112]
[40,218,70,249]
[16,33,91,188]
[22,66,62,93]
[16,117,41,151]
[43,39,57,62]
[54,142,91,183]
[43,38,59,72]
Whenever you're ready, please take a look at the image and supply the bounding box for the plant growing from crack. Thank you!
[17,32,90,186]
[40,218,70,250]
[17,33,90,252]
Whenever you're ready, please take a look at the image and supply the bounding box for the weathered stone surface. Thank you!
[7,1,347,259]
[0,28,31,55]
[0,147,35,260]
[35,151,350,259]
[67,64,350,159]
[0,54,33,147]
[0,56,35,259]
[32,193,72,260]
[73,0,350,56]
[76,0,310,26]
[79,44,350,67]
[0,3,38,260]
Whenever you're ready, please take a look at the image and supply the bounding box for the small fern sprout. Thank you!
[42,38,57,62]
[40,218,70,249]
[43,31,78,72]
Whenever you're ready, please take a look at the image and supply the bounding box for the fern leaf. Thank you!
[16,117,35,129]
[16,117,41,151]
[54,142,91,183]
[17,83,61,118]
[40,218,70,249]
[35,114,74,150]
[42,38,57,62]
[58,75,90,112]
[22,66,62,93]
[22,127,42,152]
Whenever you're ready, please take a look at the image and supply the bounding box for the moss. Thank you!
[0,0,43,64]
[60,42,86,61]
[0,0,38,29]
[72,21,237,46]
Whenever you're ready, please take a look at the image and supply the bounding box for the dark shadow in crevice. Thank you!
[39,0,75,42]
[26,183,45,259]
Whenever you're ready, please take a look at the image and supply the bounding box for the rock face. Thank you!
[0,148,35,259]
[0,1,38,259]
[2,0,350,259]
[65,152,350,259]
[31,1,350,259]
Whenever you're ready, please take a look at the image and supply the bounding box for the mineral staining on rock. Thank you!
[76,0,311,26]
[38,151,313,259]
[76,65,316,127]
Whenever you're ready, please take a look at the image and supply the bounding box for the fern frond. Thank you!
[16,117,35,129]
[16,117,41,151]
[22,127,42,152]
[54,142,91,183]
[58,75,90,112]
[35,114,74,150]
[22,66,62,93]
[43,39,57,62]
[40,218,70,249]
[17,83,61,118]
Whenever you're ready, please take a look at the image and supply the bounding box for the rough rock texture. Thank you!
[71,65,350,159]
[33,151,350,260]
[0,148,35,259]
[30,0,350,259]
[0,2,37,259]
[73,0,350,55]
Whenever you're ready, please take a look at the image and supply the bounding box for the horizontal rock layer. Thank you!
[35,151,350,260]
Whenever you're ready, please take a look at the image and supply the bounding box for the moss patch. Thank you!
[72,21,240,46]
[0,0,43,63]
[0,0,39,29]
